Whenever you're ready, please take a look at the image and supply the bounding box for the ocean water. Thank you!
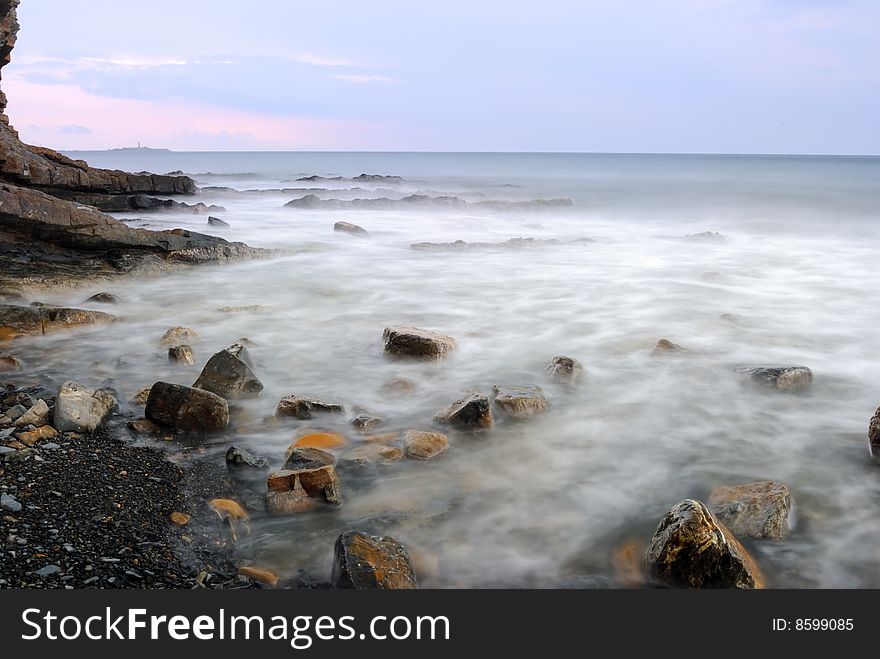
[24,151,880,587]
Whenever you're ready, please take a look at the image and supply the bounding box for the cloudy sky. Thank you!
[3,0,878,152]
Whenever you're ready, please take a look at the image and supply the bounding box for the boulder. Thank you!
[433,392,492,429]
[340,443,403,466]
[645,499,764,589]
[491,385,549,419]
[226,446,270,470]
[85,292,119,304]
[334,221,369,236]
[13,399,49,427]
[708,481,794,540]
[54,382,117,433]
[546,355,583,383]
[276,394,344,420]
[735,366,812,392]
[0,304,116,340]
[382,326,456,360]
[168,344,195,366]
[0,353,21,371]
[144,382,228,433]
[159,326,199,347]
[192,342,263,399]
[332,530,418,589]
[207,216,230,228]
[403,430,449,461]
[266,447,342,513]
[651,338,690,356]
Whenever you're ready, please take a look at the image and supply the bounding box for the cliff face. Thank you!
[0,0,267,292]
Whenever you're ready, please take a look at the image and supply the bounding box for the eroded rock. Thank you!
[276,394,345,420]
[708,481,794,540]
[266,447,342,513]
[332,530,418,589]
[145,382,228,433]
[491,385,549,419]
[383,326,456,360]
[433,392,492,429]
[192,342,263,399]
[546,355,583,383]
[54,382,117,433]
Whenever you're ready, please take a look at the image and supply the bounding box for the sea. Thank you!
[28,150,880,587]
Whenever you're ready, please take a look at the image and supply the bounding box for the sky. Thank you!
[2,0,878,153]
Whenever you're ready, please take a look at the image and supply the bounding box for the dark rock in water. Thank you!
[193,342,263,399]
[735,365,813,392]
[651,338,690,356]
[383,325,456,360]
[870,406,880,462]
[68,193,224,214]
[145,382,229,433]
[332,530,418,589]
[434,392,492,430]
[267,448,342,513]
[276,394,344,420]
[168,344,195,366]
[54,381,118,433]
[546,355,583,383]
[403,430,449,461]
[207,216,230,228]
[127,418,162,435]
[708,481,793,540]
[351,412,382,432]
[491,385,549,419]
[333,221,369,236]
[85,292,119,304]
[353,174,403,182]
[0,352,21,371]
[0,303,116,339]
[284,193,322,209]
[645,499,764,589]
[226,446,270,471]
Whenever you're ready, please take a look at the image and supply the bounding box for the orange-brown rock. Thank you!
[491,385,549,419]
[708,481,793,540]
[0,303,116,339]
[403,430,449,461]
[290,431,347,452]
[339,443,403,466]
[160,326,200,347]
[239,566,279,587]
[170,512,191,525]
[611,539,646,588]
[0,352,20,370]
[332,530,418,589]
[266,448,342,513]
[14,424,57,446]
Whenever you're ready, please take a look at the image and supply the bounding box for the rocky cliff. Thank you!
[0,0,267,293]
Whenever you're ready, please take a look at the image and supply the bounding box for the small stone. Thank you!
[332,530,418,589]
[351,413,382,432]
[735,365,813,392]
[383,326,456,360]
[333,221,369,236]
[0,353,22,372]
[54,382,118,433]
[651,338,690,356]
[4,404,27,421]
[41,442,60,450]
[145,382,229,433]
[127,418,162,435]
[266,448,342,513]
[85,292,120,304]
[193,342,263,399]
[14,399,49,427]
[168,344,195,366]
[403,430,449,461]
[546,355,583,383]
[276,394,345,420]
[225,446,270,470]
[14,425,58,446]
[433,392,492,429]
[35,565,61,578]
[239,566,279,586]
[1,492,22,512]
[128,388,151,405]
[491,385,549,419]
[645,499,764,589]
[708,481,794,540]
[170,512,191,525]
[160,326,200,347]
[207,216,230,228]
[340,443,403,466]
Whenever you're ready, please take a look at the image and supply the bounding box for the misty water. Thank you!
[19,152,880,587]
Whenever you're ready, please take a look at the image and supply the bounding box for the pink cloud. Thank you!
[2,77,385,150]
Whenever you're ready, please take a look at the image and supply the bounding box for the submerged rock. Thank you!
[379,377,416,397]
[160,326,200,347]
[267,448,342,513]
[0,353,21,371]
[145,382,229,433]
[491,385,549,419]
[168,344,195,366]
[0,304,116,340]
[735,365,813,392]
[645,499,764,589]
[192,342,263,399]
[351,412,382,432]
[85,292,119,304]
[207,216,230,228]
[403,430,449,461]
[708,481,793,540]
[339,443,403,466]
[54,382,117,433]
[226,446,270,471]
[333,221,369,236]
[332,530,418,589]
[651,338,690,356]
[276,394,345,420]
[383,326,456,360]
[546,355,583,383]
[410,237,562,251]
[433,392,492,430]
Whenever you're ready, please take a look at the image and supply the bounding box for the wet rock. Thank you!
[645,499,764,589]
[869,406,880,462]
[226,446,270,470]
[276,394,345,420]
[403,430,449,461]
[651,338,690,356]
[340,443,403,466]
[192,342,263,399]
[85,292,119,304]
[145,382,229,433]
[54,382,117,433]
[332,530,418,589]
[351,412,382,432]
[735,365,813,392]
[433,392,492,429]
[546,355,583,383]
[290,431,347,451]
[14,399,49,427]
[128,388,151,405]
[266,448,342,513]
[380,377,416,397]
[239,566,279,587]
[334,221,369,236]
[708,481,794,540]
[207,216,230,228]
[383,326,456,360]
[0,353,21,371]
[127,418,162,435]
[160,326,200,347]
[491,385,549,419]
[0,304,116,339]
[168,344,195,366]
[14,424,58,446]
